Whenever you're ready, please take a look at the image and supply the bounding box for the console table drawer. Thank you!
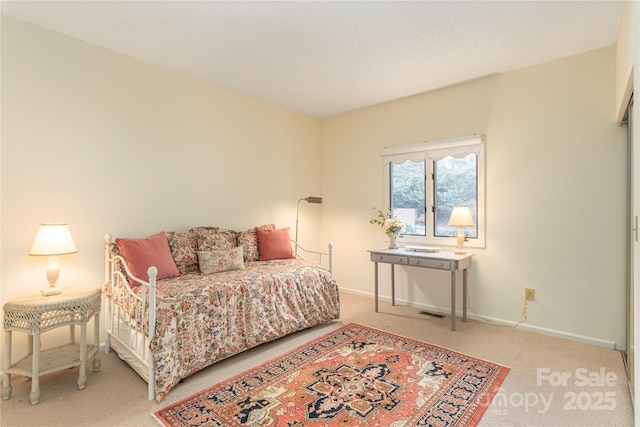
[371,253,408,265]
[408,257,452,270]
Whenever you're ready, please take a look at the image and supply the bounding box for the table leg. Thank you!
[29,333,40,405]
[391,264,395,306]
[92,314,101,372]
[373,262,378,313]
[374,262,379,312]
[2,330,12,400]
[78,323,87,390]
[463,269,468,322]
[26,334,33,383]
[450,271,456,331]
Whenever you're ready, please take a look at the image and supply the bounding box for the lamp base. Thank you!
[41,288,62,296]
[455,227,466,255]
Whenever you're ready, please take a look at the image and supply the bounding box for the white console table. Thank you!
[369,248,473,331]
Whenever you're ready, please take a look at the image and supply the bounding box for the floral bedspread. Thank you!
[144,258,340,401]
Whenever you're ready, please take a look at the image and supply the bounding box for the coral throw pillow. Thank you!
[115,232,180,282]
[256,227,295,261]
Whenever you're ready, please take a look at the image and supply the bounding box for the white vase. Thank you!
[388,234,399,249]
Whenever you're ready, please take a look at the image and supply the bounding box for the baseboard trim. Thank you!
[339,287,617,350]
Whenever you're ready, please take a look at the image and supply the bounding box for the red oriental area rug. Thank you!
[153,323,509,427]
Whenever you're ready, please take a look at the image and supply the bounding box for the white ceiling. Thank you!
[1,1,624,118]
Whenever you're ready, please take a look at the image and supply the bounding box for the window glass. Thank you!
[434,154,478,238]
[390,160,426,236]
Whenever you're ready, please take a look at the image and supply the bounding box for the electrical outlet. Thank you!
[525,288,535,302]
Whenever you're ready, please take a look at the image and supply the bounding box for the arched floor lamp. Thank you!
[295,196,323,253]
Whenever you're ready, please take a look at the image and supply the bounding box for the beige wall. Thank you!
[1,16,322,357]
[321,46,627,348]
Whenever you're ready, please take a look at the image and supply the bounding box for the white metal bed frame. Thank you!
[102,233,333,400]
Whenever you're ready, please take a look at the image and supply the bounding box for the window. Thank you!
[382,135,484,248]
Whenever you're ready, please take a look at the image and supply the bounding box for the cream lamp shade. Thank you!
[29,222,78,295]
[447,207,474,254]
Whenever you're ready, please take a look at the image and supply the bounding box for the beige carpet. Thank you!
[0,292,634,426]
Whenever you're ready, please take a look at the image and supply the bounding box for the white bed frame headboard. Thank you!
[103,233,157,400]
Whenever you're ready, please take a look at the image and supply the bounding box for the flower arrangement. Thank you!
[370,208,405,236]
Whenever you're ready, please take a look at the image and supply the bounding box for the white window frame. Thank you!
[382,134,485,249]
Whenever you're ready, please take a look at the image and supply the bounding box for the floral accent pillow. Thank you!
[167,230,199,275]
[237,224,275,262]
[108,243,128,289]
[198,246,244,274]
[189,226,219,239]
[197,229,238,251]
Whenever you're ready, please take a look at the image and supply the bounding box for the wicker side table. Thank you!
[2,287,101,405]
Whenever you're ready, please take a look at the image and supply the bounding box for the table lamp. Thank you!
[447,207,474,254]
[29,222,78,296]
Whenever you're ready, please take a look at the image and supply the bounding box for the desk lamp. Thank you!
[448,207,474,254]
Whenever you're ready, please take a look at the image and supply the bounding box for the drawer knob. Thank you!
[438,262,443,267]
[378,256,383,260]
[397,258,403,262]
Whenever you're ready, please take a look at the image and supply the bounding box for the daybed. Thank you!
[102,225,340,401]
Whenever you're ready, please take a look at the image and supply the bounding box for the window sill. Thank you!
[398,235,485,250]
